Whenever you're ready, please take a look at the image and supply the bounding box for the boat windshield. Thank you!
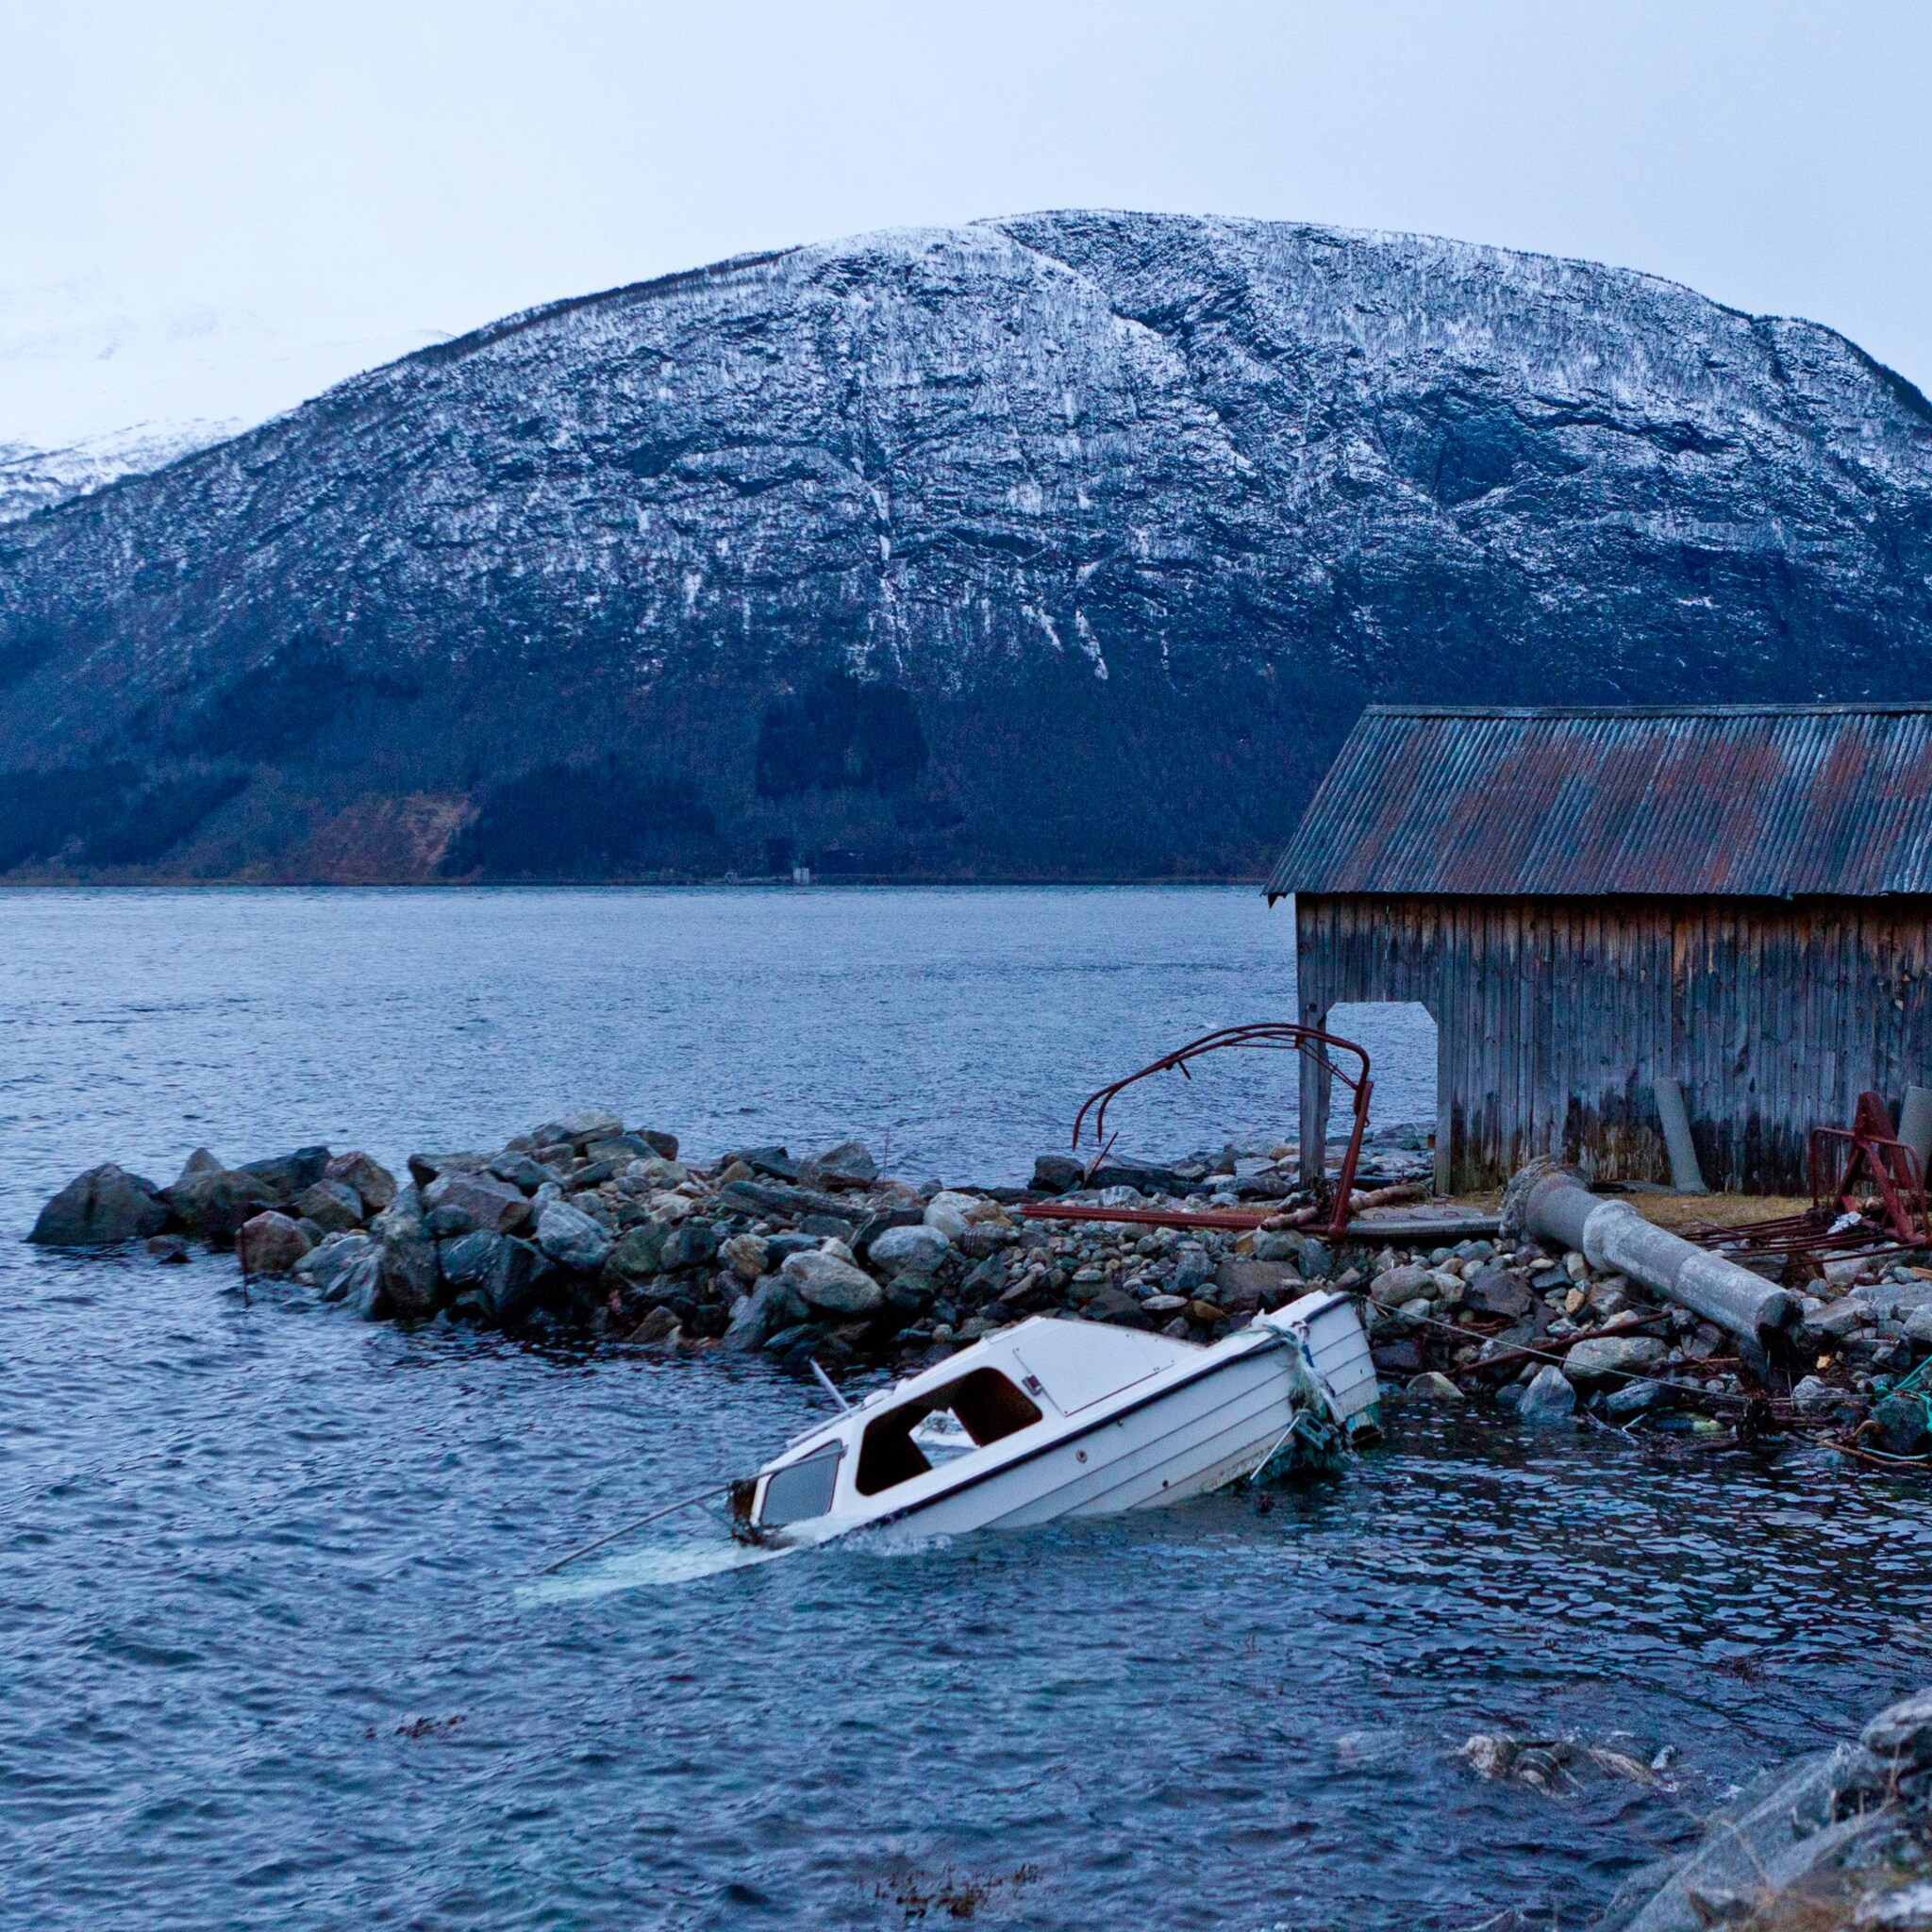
[758,1443,843,1527]
[855,1368,1043,1496]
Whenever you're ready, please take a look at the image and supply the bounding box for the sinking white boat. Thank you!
[730,1291,1379,1547]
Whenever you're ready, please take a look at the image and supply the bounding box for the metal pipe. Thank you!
[1653,1077,1708,1195]
[1503,1161,1796,1347]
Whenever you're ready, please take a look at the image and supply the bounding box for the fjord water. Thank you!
[3,887,1928,1932]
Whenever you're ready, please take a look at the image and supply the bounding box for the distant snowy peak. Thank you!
[0,420,236,525]
[3,210,1931,885]
[0,277,450,521]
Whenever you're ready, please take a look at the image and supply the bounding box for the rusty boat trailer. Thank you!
[1019,1022,1374,1242]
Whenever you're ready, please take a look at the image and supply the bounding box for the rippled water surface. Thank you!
[3,888,1929,1931]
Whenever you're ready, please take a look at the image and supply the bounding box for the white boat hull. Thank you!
[742,1296,1378,1551]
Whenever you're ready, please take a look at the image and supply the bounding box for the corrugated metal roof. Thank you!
[1268,704,1932,899]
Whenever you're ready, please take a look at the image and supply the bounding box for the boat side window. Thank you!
[758,1443,843,1526]
[855,1369,1044,1496]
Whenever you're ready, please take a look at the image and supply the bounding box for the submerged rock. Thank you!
[1519,1364,1577,1425]
[28,1164,169,1245]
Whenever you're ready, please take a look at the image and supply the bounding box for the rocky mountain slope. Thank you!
[3,211,1931,882]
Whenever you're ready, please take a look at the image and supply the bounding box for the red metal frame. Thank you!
[1024,1022,1374,1241]
[1686,1089,1932,1264]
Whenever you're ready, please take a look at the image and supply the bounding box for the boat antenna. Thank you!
[809,1357,851,1410]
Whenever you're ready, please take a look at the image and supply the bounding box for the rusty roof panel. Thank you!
[1267,704,1932,898]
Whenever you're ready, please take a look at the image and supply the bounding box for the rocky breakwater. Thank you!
[1597,1684,1932,1931]
[26,1119,1426,1375]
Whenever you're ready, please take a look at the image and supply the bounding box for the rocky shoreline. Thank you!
[25,1111,1932,1460]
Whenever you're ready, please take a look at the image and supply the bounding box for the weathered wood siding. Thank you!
[1294,893,1932,1193]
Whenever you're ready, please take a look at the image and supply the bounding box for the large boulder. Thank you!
[324,1151,396,1212]
[295,1179,364,1233]
[535,1201,613,1273]
[812,1141,878,1188]
[606,1224,667,1280]
[240,1146,331,1200]
[296,1232,375,1297]
[660,1221,719,1273]
[869,1224,953,1276]
[437,1229,503,1286]
[1030,1154,1085,1195]
[238,1210,315,1276]
[780,1249,884,1314]
[375,1189,439,1318]
[169,1166,279,1241]
[481,1237,543,1322]
[28,1164,170,1245]
[423,1170,531,1236]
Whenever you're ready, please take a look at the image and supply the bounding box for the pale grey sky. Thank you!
[3,0,1929,440]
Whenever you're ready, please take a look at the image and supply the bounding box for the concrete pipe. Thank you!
[1502,1161,1796,1347]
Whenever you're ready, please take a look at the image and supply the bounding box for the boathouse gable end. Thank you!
[1270,707,1932,1195]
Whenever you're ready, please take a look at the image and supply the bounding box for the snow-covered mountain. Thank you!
[2,212,1930,882]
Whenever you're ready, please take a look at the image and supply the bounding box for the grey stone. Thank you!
[630,1305,682,1344]
[731,1144,799,1181]
[1562,1334,1668,1385]
[1519,1363,1577,1424]
[812,1140,878,1188]
[324,1152,396,1212]
[535,1201,614,1272]
[379,1228,440,1318]
[606,1224,667,1279]
[1370,1263,1433,1310]
[660,1221,719,1272]
[1082,1285,1149,1327]
[1406,1371,1466,1402]
[338,1247,383,1318]
[28,1164,170,1245]
[1802,1300,1865,1342]
[1604,1377,1670,1420]
[297,1231,375,1295]
[174,1147,224,1187]
[490,1154,558,1193]
[481,1237,542,1322]
[1463,1264,1533,1320]
[168,1166,280,1241]
[721,1274,793,1351]
[1861,1689,1932,1769]
[147,1234,189,1263]
[406,1150,488,1190]
[296,1179,364,1233]
[1789,1374,1839,1413]
[554,1109,624,1144]
[869,1224,953,1276]
[238,1210,314,1275]
[1030,1154,1085,1195]
[1215,1257,1296,1311]
[240,1146,331,1199]
[1870,1392,1932,1457]
[437,1229,502,1286]
[780,1249,884,1314]
[425,1170,531,1235]
[1907,1306,1932,1347]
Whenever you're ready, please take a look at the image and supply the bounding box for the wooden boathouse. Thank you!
[1269,704,1932,1196]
